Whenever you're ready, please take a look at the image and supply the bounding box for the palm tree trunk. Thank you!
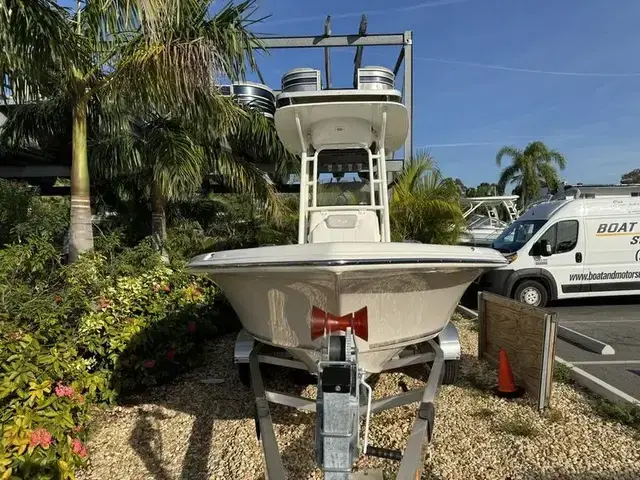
[151,180,169,262]
[68,98,94,262]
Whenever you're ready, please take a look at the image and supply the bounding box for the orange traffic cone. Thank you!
[494,349,524,398]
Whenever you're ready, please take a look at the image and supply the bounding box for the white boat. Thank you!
[459,195,520,247]
[188,241,504,373]
[188,73,507,374]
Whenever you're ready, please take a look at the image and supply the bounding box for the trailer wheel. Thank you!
[237,363,251,388]
[513,279,548,308]
[427,359,459,385]
[441,360,459,385]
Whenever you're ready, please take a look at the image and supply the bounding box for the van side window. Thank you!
[555,220,579,253]
[532,220,579,255]
[538,226,556,251]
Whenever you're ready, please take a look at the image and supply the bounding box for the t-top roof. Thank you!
[274,90,409,155]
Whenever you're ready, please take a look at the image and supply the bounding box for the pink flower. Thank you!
[187,321,197,333]
[165,348,176,361]
[29,428,52,449]
[143,359,156,369]
[72,439,88,458]
[55,383,75,399]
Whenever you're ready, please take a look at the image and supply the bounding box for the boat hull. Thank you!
[188,243,506,373]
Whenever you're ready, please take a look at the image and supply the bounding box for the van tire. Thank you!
[513,280,549,308]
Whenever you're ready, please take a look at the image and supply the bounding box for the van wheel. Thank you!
[514,280,548,308]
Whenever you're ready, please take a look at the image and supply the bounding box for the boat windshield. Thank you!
[491,219,547,253]
[316,181,370,206]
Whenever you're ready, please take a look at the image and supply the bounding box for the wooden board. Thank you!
[477,291,558,411]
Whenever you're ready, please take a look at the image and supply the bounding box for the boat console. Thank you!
[274,66,408,245]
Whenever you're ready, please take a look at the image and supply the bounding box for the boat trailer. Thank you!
[234,321,461,479]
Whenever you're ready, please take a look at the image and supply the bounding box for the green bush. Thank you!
[0,234,228,479]
[0,180,69,248]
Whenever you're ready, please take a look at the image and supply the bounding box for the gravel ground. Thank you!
[78,317,640,480]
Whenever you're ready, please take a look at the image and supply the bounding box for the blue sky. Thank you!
[240,0,640,189]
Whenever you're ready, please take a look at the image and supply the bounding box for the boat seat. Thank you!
[307,210,381,243]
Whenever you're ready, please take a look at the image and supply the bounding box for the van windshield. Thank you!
[491,219,548,253]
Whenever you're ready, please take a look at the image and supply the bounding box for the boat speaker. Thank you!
[281,68,322,93]
[217,82,276,119]
[357,66,395,91]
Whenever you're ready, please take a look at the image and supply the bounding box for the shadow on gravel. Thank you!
[110,297,456,480]
[118,329,319,480]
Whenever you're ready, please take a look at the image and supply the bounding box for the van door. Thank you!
[531,219,585,298]
[582,217,640,296]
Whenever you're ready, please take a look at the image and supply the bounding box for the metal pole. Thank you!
[258,33,405,49]
[352,15,368,87]
[324,16,332,89]
[392,47,405,77]
[403,31,413,163]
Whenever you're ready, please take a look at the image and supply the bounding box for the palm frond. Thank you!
[497,163,520,193]
[390,152,464,244]
[0,95,71,149]
[392,150,437,202]
[537,162,563,192]
[0,0,84,100]
[495,145,521,168]
[229,105,298,178]
[547,149,567,170]
[108,1,265,117]
[145,118,205,200]
[207,146,282,220]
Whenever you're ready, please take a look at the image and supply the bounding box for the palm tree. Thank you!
[390,151,465,244]
[1,0,268,262]
[91,105,288,259]
[495,141,567,208]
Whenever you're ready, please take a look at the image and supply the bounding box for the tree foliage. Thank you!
[495,141,566,208]
[621,168,640,185]
[390,151,465,244]
[1,0,274,261]
[465,182,503,198]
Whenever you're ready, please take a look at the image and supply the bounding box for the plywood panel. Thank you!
[478,292,558,410]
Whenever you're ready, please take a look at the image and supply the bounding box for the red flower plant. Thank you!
[162,284,170,293]
[165,348,176,361]
[72,439,88,458]
[29,428,52,449]
[98,297,111,310]
[54,295,63,304]
[76,393,85,403]
[143,359,156,369]
[187,321,197,333]
[55,383,75,399]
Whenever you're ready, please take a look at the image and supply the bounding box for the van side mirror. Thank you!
[539,239,553,256]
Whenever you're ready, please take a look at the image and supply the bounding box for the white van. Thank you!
[479,196,640,307]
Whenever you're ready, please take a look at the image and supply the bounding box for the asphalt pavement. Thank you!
[550,296,640,401]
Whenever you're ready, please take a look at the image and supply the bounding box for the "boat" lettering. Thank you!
[597,222,638,234]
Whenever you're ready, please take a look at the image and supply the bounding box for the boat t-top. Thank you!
[459,195,520,247]
[188,65,507,479]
